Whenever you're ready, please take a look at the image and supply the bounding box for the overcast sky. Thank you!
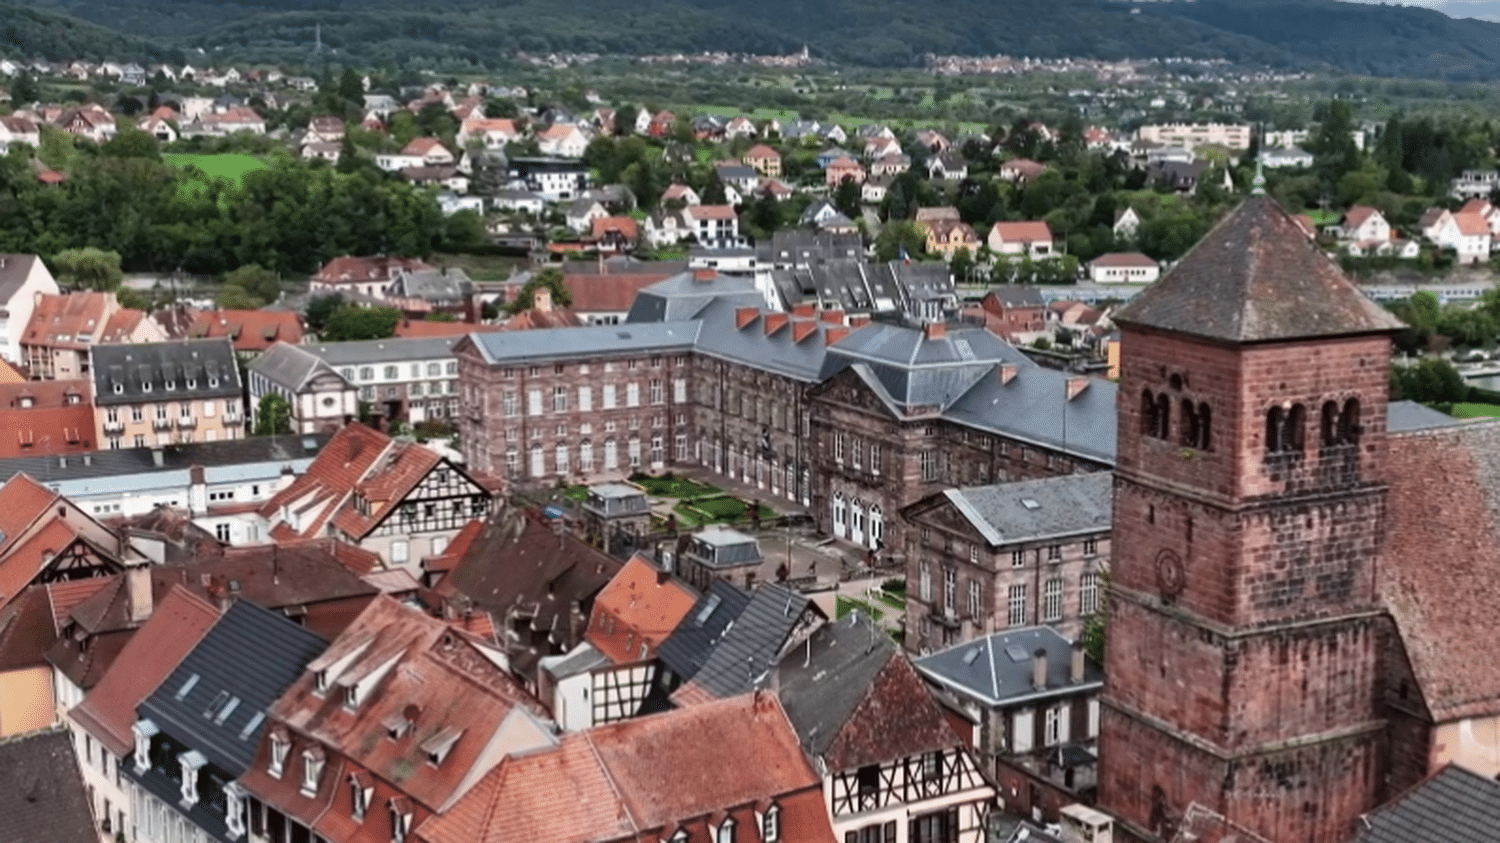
[1338,0,1500,23]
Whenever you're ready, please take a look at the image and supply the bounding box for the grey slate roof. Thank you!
[774,610,896,760]
[250,341,340,391]
[915,626,1103,708]
[688,526,763,567]
[829,323,1028,413]
[687,581,809,699]
[92,338,242,406]
[624,272,763,324]
[1353,765,1500,843]
[0,253,44,301]
[944,367,1118,463]
[0,433,326,487]
[940,473,1113,547]
[1389,399,1461,432]
[757,231,864,266]
[389,267,472,302]
[305,336,460,366]
[0,728,98,843]
[770,261,952,315]
[467,321,700,365]
[139,599,327,776]
[690,296,846,382]
[1114,196,1404,343]
[656,579,753,682]
[538,641,611,681]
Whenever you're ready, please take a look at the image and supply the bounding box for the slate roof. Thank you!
[942,365,1118,463]
[624,271,763,324]
[70,586,220,756]
[655,579,753,682]
[91,338,242,406]
[770,261,952,314]
[1388,399,1461,432]
[139,599,327,775]
[304,336,460,366]
[0,729,98,843]
[250,341,342,391]
[1114,196,1404,343]
[466,320,700,365]
[688,526,763,568]
[1353,764,1500,843]
[916,626,1103,708]
[935,472,1113,547]
[775,611,961,770]
[675,582,812,702]
[0,432,326,491]
[0,253,45,301]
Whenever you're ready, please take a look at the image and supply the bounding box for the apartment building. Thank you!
[90,338,245,448]
[307,336,461,426]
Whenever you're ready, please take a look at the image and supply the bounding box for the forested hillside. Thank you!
[0,2,175,62]
[7,0,1500,79]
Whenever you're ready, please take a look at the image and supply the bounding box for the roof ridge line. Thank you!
[583,729,640,834]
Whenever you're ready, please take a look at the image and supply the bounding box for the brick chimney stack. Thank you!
[1032,647,1048,691]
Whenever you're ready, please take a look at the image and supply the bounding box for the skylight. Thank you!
[1005,644,1030,663]
[214,697,241,725]
[174,673,200,701]
[238,711,266,741]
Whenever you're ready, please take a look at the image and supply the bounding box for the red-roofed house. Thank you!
[259,423,498,569]
[66,586,219,837]
[188,309,304,355]
[743,143,782,177]
[0,379,95,457]
[0,473,139,614]
[647,110,677,138]
[240,596,555,843]
[580,555,697,725]
[987,220,1055,259]
[590,215,639,253]
[825,155,867,187]
[1087,252,1161,284]
[536,123,588,158]
[414,692,835,843]
[309,255,434,298]
[21,292,164,379]
[683,204,742,249]
[925,219,981,261]
[457,117,519,150]
[402,137,455,165]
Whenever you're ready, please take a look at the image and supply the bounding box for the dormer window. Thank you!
[142,381,152,392]
[344,684,360,711]
[715,817,735,843]
[390,798,413,843]
[761,806,780,843]
[350,773,372,821]
[419,727,463,767]
[165,379,176,391]
[300,747,325,797]
[187,378,196,389]
[268,730,289,778]
[178,750,207,805]
[209,377,220,388]
[114,383,123,394]
[18,397,32,408]
[314,670,328,694]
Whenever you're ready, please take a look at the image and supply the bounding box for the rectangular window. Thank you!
[552,385,568,413]
[1011,550,1026,568]
[1084,538,1098,556]
[1080,572,1099,616]
[1044,577,1063,622]
[673,378,686,403]
[391,541,409,563]
[603,384,617,409]
[131,406,143,422]
[527,388,543,416]
[1047,545,1062,561]
[835,433,846,464]
[943,568,956,615]
[578,386,592,412]
[870,443,881,474]
[649,379,663,405]
[921,451,939,482]
[502,392,518,417]
[626,382,640,407]
[851,439,862,470]
[1008,584,1027,627]
[968,580,981,619]
[919,560,932,601]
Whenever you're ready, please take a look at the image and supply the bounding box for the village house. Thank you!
[825,155,867,187]
[308,255,434,299]
[988,221,1056,259]
[0,378,95,457]
[309,335,462,426]
[1087,252,1160,284]
[743,143,783,177]
[187,309,302,356]
[90,338,245,449]
[536,121,589,157]
[926,219,983,261]
[21,291,162,380]
[247,341,358,435]
[0,253,59,365]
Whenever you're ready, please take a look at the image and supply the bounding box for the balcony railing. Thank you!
[103,419,124,433]
[152,417,173,431]
[177,416,197,429]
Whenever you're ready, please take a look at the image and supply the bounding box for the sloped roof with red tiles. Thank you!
[688,204,738,221]
[989,220,1053,243]
[312,256,433,286]
[22,292,112,349]
[99,307,150,342]
[0,385,97,457]
[401,137,449,157]
[260,423,394,539]
[586,555,697,665]
[1343,205,1380,228]
[1383,422,1500,722]
[591,216,639,241]
[0,519,102,608]
[1455,212,1491,237]
[563,272,677,313]
[1089,252,1159,269]
[256,597,553,820]
[463,118,517,136]
[69,586,219,756]
[0,584,63,672]
[500,306,585,331]
[328,439,445,538]
[0,473,60,558]
[415,692,831,843]
[1458,198,1493,216]
[189,309,304,352]
[1418,208,1450,229]
[0,358,25,383]
[744,143,780,160]
[392,319,505,339]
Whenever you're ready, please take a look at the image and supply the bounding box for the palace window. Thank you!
[1080,572,1099,616]
[967,580,982,619]
[1044,577,1063,622]
[1008,584,1027,627]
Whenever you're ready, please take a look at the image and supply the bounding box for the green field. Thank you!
[165,153,268,188]
[1450,402,1500,418]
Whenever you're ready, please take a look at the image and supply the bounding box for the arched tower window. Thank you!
[1197,403,1212,451]
[1283,404,1306,453]
[1320,401,1340,447]
[1340,397,1361,445]
[1265,406,1283,453]
[1156,394,1170,440]
[1180,399,1198,447]
[1141,390,1156,436]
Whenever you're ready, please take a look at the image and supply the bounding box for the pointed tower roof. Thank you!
[1114,196,1403,343]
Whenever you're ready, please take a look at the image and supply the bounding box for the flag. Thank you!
[899,245,911,266]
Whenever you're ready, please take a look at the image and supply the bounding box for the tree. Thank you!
[950,247,975,285]
[1390,357,1467,404]
[51,248,124,291]
[874,220,927,263]
[338,68,364,105]
[833,177,861,219]
[506,268,571,315]
[10,73,38,106]
[219,264,281,308]
[306,293,347,332]
[253,393,292,436]
[322,305,402,341]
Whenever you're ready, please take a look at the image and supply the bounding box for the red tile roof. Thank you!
[586,555,697,664]
[689,204,738,221]
[254,597,552,822]
[744,144,780,160]
[189,310,304,352]
[1089,252,1159,268]
[401,137,449,157]
[1455,212,1490,237]
[22,292,111,349]
[0,473,60,560]
[416,692,831,843]
[69,586,219,756]
[260,423,395,540]
[590,216,639,241]
[1343,205,1380,228]
[330,440,443,537]
[560,272,674,313]
[990,220,1053,243]
[0,380,96,457]
[393,319,505,339]
[312,256,433,286]
[99,307,149,342]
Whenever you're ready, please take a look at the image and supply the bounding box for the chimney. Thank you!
[850,314,872,328]
[1032,647,1048,691]
[1066,375,1090,401]
[533,287,552,312]
[824,326,850,346]
[925,322,947,340]
[818,309,845,325]
[693,269,715,283]
[792,303,815,318]
[151,447,164,468]
[127,561,154,624]
[1071,640,1087,684]
[656,568,670,586]
[999,363,1019,385]
[735,307,760,330]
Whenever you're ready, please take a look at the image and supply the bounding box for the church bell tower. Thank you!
[1097,196,1404,843]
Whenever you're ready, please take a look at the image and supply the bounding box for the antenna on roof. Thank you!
[1251,122,1267,196]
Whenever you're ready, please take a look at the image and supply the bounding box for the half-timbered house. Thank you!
[581,555,697,724]
[0,472,143,613]
[774,612,995,843]
[259,423,497,569]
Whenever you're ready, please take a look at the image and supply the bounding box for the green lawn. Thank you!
[1305,209,1341,226]
[1451,402,1500,418]
[635,474,721,499]
[835,595,885,621]
[165,153,268,185]
[562,485,589,502]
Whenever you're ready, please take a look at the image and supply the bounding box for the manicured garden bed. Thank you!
[835,595,885,621]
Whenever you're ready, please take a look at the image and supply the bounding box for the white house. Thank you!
[536,123,589,158]
[1088,252,1160,283]
[248,341,359,435]
[0,254,59,364]
[988,221,1055,258]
